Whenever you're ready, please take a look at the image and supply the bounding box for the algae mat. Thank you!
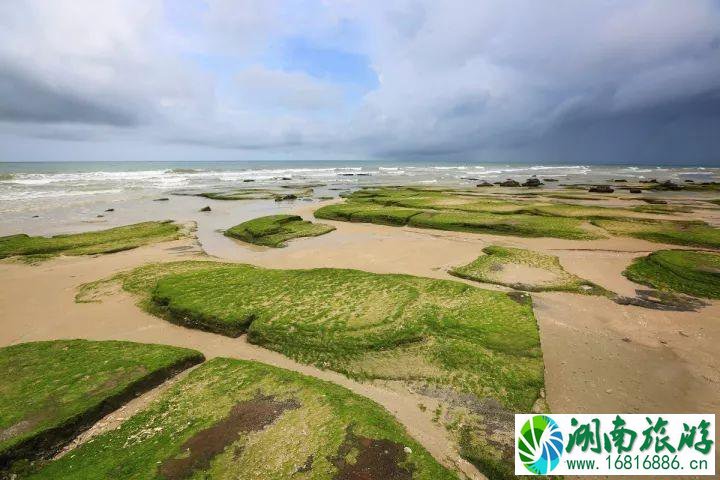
[0,340,203,468]
[31,358,458,480]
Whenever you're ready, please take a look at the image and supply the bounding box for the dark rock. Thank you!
[243,179,255,182]
[105,208,114,212]
[498,179,521,187]
[639,178,658,183]
[462,177,480,181]
[154,197,169,201]
[613,179,627,182]
[97,214,104,218]
[589,185,614,193]
[629,188,642,194]
[476,181,494,187]
[684,179,695,183]
[32,215,39,218]
[543,178,558,182]
[656,180,682,191]
[281,177,292,180]
[200,206,211,212]
[274,194,297,201]
[522,178,543,187]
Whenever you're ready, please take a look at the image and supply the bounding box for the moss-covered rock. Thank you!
[450,245,610,295]
[624,250,720,299]
[0,221,181,261]
[224,214,335,248]
[0,340,203,469]
[30,358,458,480]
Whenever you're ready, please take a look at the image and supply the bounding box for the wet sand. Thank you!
[1,200,719,478]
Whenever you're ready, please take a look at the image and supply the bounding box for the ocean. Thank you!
[1,161,718,246]
[2,161,717,210]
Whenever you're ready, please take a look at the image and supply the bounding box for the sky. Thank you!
[0,0,719,165]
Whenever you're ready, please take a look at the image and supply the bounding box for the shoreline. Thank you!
[2,195,719,477]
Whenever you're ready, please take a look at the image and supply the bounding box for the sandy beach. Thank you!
[2,195,719,478]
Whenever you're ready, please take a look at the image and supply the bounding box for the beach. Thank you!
[2,174,719,478]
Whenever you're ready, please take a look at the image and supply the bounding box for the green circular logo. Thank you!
[517,415,564,474]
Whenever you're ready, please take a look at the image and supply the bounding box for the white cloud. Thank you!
[236,66,343,111]
[0,0,719,163]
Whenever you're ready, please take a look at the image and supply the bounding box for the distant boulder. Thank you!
[656,180,682,191]
[613,179,627,182]
[154,197,169,201]
[476,181,494,187]
[522,178,543,187]
[243,179,255,182]
[543,178,558,182]
[589,185,614,193]
[629,188,642,194]
[274,194,297,201]
[498,179,521,187]
[200,206,211,212]
[105,208,114,212]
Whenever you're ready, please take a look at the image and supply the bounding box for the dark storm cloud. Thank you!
[0,0,719,164]
[0,65,138,127]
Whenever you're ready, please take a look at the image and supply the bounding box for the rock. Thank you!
[476,181,494,187]
[543,178,558,182]
[154,197,169,201]
[656,180,682,191]
[462,177,479,181]
[96,214,104,218]
[605,388,613,394]
[242,179,255,182]
[274,194,297,201]
[199,206,211,212]
[684,179,695,183]
[281,177,292,180]
[621,337,631,343]
[588,185,614,193]
[522,178,543,187]
[403,446,412,454]
[105,208,114,212]
[613,179,627,182]
[498,179,521,187]
[678,330,689,337]
[32,215,39,218]
[640,178,658,183]
[629,188,642,193]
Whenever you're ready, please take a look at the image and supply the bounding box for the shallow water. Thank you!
[1,160,718,243]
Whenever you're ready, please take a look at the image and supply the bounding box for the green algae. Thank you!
[224,214,335,248]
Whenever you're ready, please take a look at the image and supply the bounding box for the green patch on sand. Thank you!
[107,261,544,413]
[314,186,705,240]
[450,245,609,295]
[315,202,599,239]
[179,187,314,201]
[624,250,720,299]
[81,260,544,477]
[0,340,203,469]
[0,221,181,261]
[31,358,457,480]
[591,218,720,249]
[631,204,694,214]
[224,214,335,247]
